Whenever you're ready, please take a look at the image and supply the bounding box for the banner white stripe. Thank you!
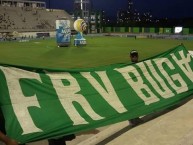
[189,51,193,57]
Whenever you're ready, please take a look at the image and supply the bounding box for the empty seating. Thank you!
[0,5,74,32]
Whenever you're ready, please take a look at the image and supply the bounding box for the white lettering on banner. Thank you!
[189,51,193,58]
[115,66,160,105]
[137,61,175,98]
[81,71,127,113]
[47,72,104,125]
[154,58,188,94]
[0,66,42,134]
[0,49,191,135]
[171,50,193,82]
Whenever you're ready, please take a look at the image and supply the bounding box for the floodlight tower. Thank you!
[74,0,91,23]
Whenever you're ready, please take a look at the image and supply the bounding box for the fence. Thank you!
[102,27,193,35]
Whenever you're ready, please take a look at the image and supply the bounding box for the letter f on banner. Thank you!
[0,66,43,135]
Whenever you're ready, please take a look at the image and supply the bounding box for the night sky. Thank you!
[41,0,193,19]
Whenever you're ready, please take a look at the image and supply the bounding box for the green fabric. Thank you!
[0,45,193,143]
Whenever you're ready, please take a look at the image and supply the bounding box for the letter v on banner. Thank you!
[81,71,127,113]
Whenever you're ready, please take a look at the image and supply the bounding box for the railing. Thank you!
[0,28,55,33]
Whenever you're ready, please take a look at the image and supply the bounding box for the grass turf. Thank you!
[0,36,193,69]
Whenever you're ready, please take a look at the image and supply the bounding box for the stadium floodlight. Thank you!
[74,0,90,21]
[81,0,83,10]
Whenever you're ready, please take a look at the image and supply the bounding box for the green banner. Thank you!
[0,45,193,143]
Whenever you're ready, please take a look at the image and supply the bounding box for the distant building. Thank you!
[128,0,133,12]
[117,0,153,26]
[73,0,102,33]
[73,0,91,23]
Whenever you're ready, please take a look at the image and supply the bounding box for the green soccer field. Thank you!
[0,36,193,69]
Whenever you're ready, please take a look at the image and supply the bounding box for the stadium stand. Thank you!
[0,0,74,34]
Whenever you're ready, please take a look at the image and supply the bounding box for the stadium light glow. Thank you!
[81,0,83,10]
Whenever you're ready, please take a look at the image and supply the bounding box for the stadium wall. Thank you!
[17,31,55,39]
[102,27,193,35]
